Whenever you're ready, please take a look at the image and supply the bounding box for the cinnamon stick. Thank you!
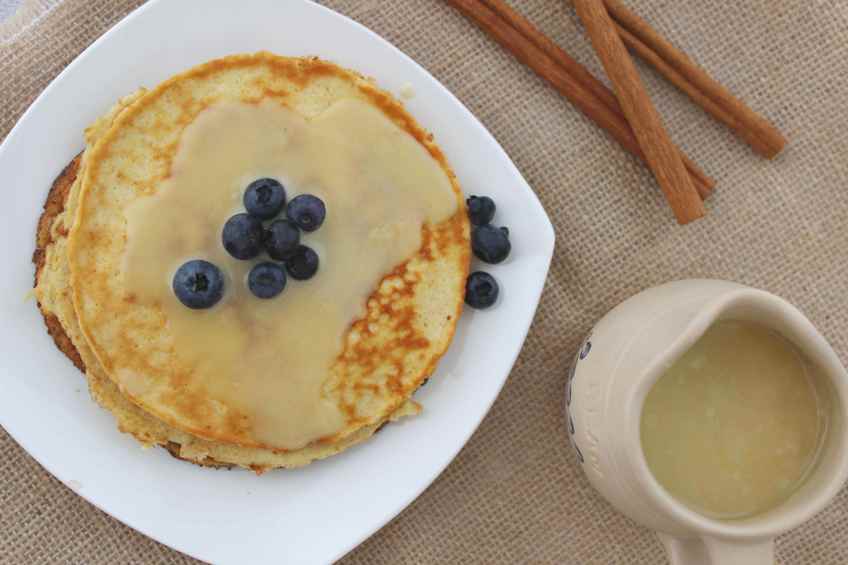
[574,0,704,224]
[445,0,714,200]
[603,0,787,159]
[479,0,714,199]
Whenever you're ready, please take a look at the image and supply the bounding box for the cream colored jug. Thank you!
[565,279,848,564]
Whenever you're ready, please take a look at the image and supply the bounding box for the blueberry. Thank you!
[465,271,499,309]
[265,219,301,260]
[248,262,287,299]
[244,178,286,220]
[285,245,319,280]
[466,195,496,226]
[471,224,511,264]
[222,213,264,260]
[286,194,326,232]
[172,260,224,309]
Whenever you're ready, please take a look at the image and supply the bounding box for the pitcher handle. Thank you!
[658,533,774,565]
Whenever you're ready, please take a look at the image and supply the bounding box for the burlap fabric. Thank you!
[2,0,847,562]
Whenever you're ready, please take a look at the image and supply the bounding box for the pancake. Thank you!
[36,53,469,470]
[34,152,419,471]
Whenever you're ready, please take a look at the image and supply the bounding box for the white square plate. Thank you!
[0,1,554,562]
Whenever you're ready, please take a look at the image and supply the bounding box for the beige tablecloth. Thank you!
[3,0,848,563]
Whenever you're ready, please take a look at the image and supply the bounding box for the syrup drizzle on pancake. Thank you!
[120,99,457,449]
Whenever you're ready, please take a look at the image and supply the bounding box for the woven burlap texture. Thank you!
[2,0,848,563]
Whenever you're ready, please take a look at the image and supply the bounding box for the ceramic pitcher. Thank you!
[565,279,848,564]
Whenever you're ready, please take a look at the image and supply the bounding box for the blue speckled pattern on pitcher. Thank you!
[566,332,592,464]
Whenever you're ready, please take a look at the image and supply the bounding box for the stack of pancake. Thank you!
[33,53,469,473]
